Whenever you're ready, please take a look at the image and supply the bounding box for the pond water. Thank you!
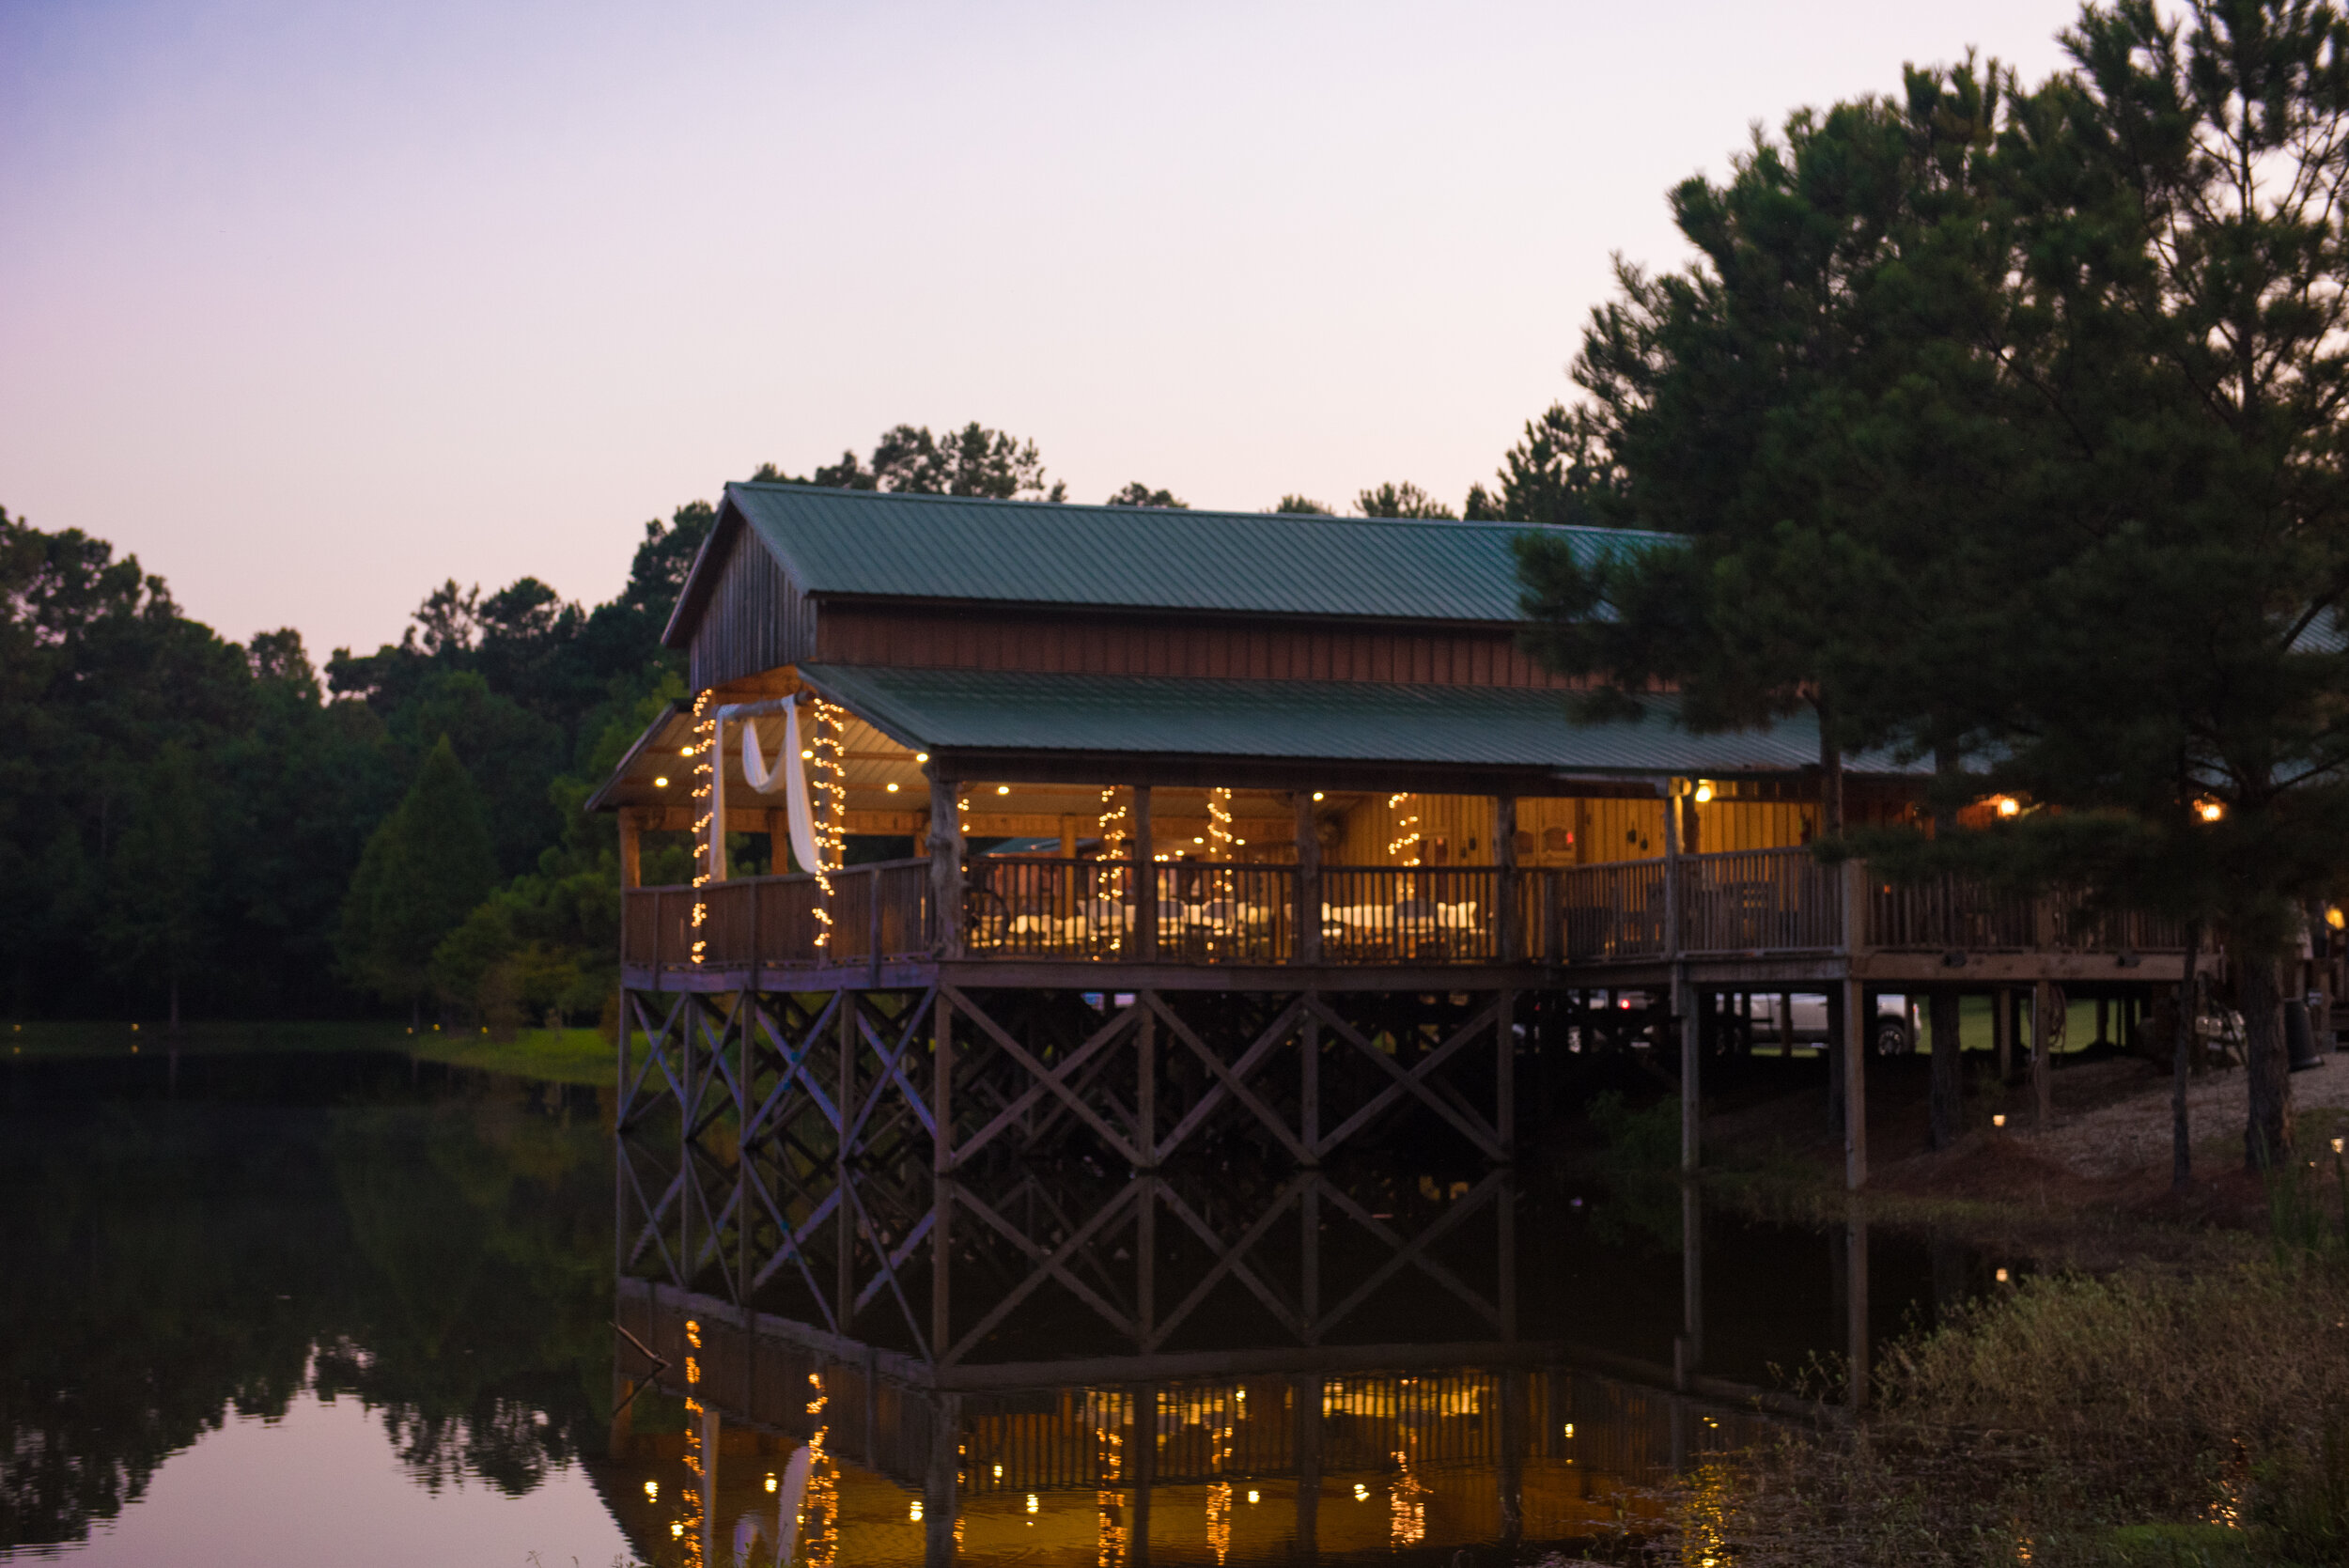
[0,1050,1999,1566]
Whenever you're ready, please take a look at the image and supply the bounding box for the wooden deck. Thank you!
[619,846,2189,991]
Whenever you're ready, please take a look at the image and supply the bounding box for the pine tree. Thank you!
[337,736,499,1018]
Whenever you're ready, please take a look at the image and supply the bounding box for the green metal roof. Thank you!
[798,665,1916,777]
[719,482,1665,623]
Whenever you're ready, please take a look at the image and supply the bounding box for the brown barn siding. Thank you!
[810,603,1581,689]
[689,534,813,692]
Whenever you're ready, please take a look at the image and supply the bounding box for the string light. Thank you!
[688,691,715,966]
[1097,787,1131,957]
[1094,1390,1128,1567]
[680,1318,705,1568]
[1385,793,1423,862]
[802,1372,836,1568]
[808,699,849,947]
[1208,787,1235,861]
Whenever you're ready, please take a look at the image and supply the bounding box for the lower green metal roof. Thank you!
[796,665,1916,778]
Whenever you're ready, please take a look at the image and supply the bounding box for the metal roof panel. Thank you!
[723,482,1665,623]
[796,666,1918,777]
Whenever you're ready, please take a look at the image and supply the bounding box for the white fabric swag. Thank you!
[740,707,822,874]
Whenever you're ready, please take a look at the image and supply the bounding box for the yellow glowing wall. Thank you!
[1326,792,1818,867]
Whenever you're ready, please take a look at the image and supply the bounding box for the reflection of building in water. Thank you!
[608,1269,1796,1566]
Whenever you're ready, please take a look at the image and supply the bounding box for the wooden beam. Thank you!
[618,808,644,891]
[1495,795,1520,962]
[926,766,964,958]
[1295,792,1323,966]
[1843,861,1869,1191]
[2031,978,2054,1127]
[1134,786,1157,962]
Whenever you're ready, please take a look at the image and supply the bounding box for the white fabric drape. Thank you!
[741,708,821,873]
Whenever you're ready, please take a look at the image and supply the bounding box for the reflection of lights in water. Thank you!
[1093,1389,1130,1568]
[1354,1483,1370,1502]
[1027,1494,1039,1514]
[1206,1481,1232,1562]
[1389,1443,1426,1547]
[994,1465,1003,1479]
[1679,1461,1735,1568]
[765,1475,777,1493]
[679,1321,705,1568]
[803,1372,837,1568]
[1563,1422,1575,1438]
[910,1499,923,1522]
[645,1481,658,1500]
[1247,1490,1259,1505]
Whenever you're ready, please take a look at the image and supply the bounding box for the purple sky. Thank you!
[1,0,2084,664]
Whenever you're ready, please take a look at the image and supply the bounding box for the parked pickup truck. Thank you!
[1734,992,1920,1055]
[1592,991,1920,1054]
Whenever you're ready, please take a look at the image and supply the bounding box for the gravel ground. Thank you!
[2014,1054,2349,1179]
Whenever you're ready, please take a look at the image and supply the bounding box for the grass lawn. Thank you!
[3,1018,620,1086]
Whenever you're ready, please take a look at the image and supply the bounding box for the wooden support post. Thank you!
[1664,783,1697,1174]
[1133,786,1157,961]
[618,808,644,890]
[1294,792,1322,965]
[1132,1383,1157,1560]
[1498,1369,1525,1545]
[2032,977,2054,1128]
[931,993,954,1360]
[1136,995,1157,1168]
[708,718,729,883]
[1680,1176,1703,1372]
[1498,1164,1518,1341]
[1299,1002,1320,1163]
[837,991,856,1334]
[1136,1173,1158,1348]
[1292,1373,1321,1560]
[924,1391,960,1568]
[1843,862,1869,1191]
[1299,1173,1321,1340]
[1497,988,1517,1161]
[1495,795,1521,961]
[1995,986,2014,1082]
[926,768,964,958]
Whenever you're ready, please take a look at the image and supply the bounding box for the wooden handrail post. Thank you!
[1843,858,1871,1190]
[926,766,964,958]
[1663,780,1697,1174]
[1134,785,1157,961]
[708,716,729,883]
[747,876,761,994]
[1495,795,1521,962]
[1295,790,1322,965]
[618,807,643,891]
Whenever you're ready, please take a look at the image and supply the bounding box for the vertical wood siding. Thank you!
[813,603,1580,689]
[690,533,813,692]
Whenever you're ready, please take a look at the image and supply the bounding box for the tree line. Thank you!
[1514,0,2349,1178]
[0,422,1548,1028]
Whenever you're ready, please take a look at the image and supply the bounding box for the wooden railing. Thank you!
[1548,859,1667,962]
[1319,866,1501,964]
[1677,847,1843,955]
[620,849,2189,976]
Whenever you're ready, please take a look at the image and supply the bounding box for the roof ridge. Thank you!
[725,480,1672,543]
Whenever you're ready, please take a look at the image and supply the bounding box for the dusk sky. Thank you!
[2,0,2085,665]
